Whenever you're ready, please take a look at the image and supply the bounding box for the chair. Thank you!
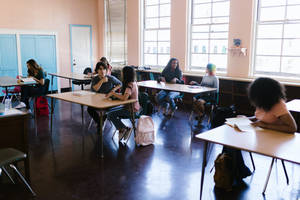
[0,148,36,196]
[72,67,92,90]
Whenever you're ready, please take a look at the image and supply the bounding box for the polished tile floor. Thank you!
[0,100,299,200]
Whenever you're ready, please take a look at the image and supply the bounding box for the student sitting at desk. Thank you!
[107,66,140,141]
[87,62,121,130]
[20,59,45,110]
[190,63,219,125]
[248,77,297,133]
[100,57,112,75]
[156,58,183,117]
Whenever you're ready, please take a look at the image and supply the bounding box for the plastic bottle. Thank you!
[5,95,11,110]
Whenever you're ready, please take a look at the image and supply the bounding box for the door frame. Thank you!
[69,24,93,73]
[0,29,60,90]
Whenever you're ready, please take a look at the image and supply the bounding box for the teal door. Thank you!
[20,35,58,92]
[0,34,18,96]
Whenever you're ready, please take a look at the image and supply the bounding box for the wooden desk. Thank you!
[195,125,300,199]
[287,99,300,113]
[137,80,216,94]
[0,109,30,181]
[0,76,35,98]
[47,91,137,158]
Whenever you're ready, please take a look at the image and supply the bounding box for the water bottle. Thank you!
[5,96,11,110]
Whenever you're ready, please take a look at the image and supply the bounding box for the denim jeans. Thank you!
[156,90,180,111]
[107,107,132,130]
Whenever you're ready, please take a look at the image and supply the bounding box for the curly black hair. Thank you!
[94,62,108,73]
[248,77,286,111]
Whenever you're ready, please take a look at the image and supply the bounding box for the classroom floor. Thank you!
[0,100,299,200]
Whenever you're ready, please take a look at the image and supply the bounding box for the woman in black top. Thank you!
[21,59,45,109]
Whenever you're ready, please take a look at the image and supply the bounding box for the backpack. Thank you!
[35,96,49,116]
[211,105,236,129]
[213,153,234,191]
[135,115,155,146]
[139,92,154,116]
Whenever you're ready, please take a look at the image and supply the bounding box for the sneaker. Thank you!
[14,102,26,109]
[123,127,132,141]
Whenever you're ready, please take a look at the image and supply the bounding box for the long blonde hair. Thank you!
[27,59,42,76]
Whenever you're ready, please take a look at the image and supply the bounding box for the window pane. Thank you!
[146,18,159,28]
[146,5,159,18]
[159,17,170,28]
[144,54,157,65]
[192,33,209,39]
[193,4,211,18]
[144,42,157,53]
[146,0,159,5]
[212,1,230,17]
[255,56,280,72]
[282,39,300,56]
[209,40,228,54]
[257,24,283,38]
[281,57,300,74]
[193,18,211,25]
[256,39,282,55]
[212,17,229,24]
[287,5,300,20]
[158,42,170,53]
[145,30,157,41]
[194,0,211,3]
[158,54,170,66]
[192,25,209,32]
[160,0,170,4]
[160,4,170,17]
[191,54,208,68]
[210,54,227,69]
[211,32,228,39]
[284,24,300,38]
[260,0,286,7]
[260,7,285,21]
[211,24,229,32]
[288,0,300,5]
[158,30,170,41]
[192,40,209,53]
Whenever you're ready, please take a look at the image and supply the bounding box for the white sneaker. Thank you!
[14,102,26,109]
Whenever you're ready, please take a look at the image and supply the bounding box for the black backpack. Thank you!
[138,92,154,116]
[211,105,236,129]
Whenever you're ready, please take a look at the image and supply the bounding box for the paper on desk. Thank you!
[72,90,92,96]
[21,77,35,83]
[225,116,262,132]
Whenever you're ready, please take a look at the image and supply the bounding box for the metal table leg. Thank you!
[199,141,208,200]
[262,158,275,194]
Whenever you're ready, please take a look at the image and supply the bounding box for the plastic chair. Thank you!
[72,67,92,89]
[0,148,36,196]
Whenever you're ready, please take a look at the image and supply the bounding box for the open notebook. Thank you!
[225,116,263,132]
[21,77,35,83]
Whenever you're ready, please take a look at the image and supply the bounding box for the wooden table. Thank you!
[47,91,137,158]
[0,109,31,182]
[0,76,35,99]
[195,125,300,200]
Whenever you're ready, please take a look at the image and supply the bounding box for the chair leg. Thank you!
[1,167,15,184]
[281,160,289,185]
[263,158,275,195]
[249,152,255,171]
[88,119,93,130]
[9,164,36,196]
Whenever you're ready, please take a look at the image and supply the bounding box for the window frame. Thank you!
[141,0,171,69]
[252,0,300,78]
[187,0,230,73]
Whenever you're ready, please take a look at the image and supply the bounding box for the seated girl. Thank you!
[156,58,183,117]
[190,63,219,124]
[87,62,121,130]
[248,77,297,133]
[21,59,45,110]
[107,66,140,141]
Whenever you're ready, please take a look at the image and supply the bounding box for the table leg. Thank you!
[50,97,54,133]
[51,75,54,94]
[281,160,289,185]
[130,103,136,137]
[99,111,104,158]
[81,105,84,126]
[69,79,72,91]
[262,158,275,195]
[199,141,208,200]
[34,98,37,136]
[24,157,31,183]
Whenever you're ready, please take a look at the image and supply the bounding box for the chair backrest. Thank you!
[83,67,92,75]
[43,79,50,95]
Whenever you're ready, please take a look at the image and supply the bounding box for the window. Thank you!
[254,0,300,77]
[105,0,127,65]
[188,0,230,72]
[142,0,171,68]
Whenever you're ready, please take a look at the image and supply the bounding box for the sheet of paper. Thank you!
[21,77,35,83]
[225,116,262,132]
[72,90,93,96]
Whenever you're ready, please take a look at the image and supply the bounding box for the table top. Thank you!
[48,73,92,81]
[195,125,300,165]
[287,99,300,113]
[137,80,217,94]
[0,76,35,87]
[47,91,136,109]
[0,108,27,119]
